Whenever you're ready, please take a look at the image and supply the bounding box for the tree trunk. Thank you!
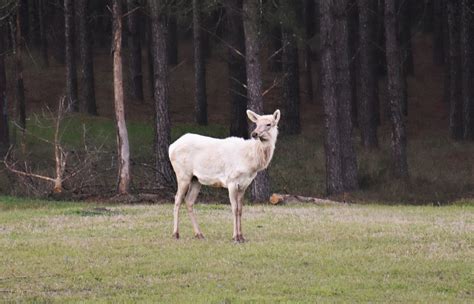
[443,1,451,105]
[461,0,474,140]
[167,10,178,66]
[303,0,314,103]
[112,0,131,194]
[193,0,208,125]
[51,0,65,64]
[127,0,144,101]
[12,5,26,131]
[76,0,97,115]
[38,0,48,66]
[375,0,387,76]
[447,1,463,140]
[385,0,409,178]
[243,0,271,202]
[20,0,29,44]
[149,0,175,187]
[334,0,358,191]
[0,26,9,149]
[269,24,282,72]
[225,0,248,139]
[281,1,301,135]
[320,0,343,195]
[64,0,78,112]
[432,0,444,65]
[348,0,359,126]
[357,0,379,148]
[399,0,414,76]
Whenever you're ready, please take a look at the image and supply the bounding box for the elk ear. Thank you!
[247,110,260,123]
[273,109,281,124]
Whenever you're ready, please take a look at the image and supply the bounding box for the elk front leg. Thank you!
[236,189,246,242]
[228,184,239,242]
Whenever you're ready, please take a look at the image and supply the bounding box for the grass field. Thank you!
[1,197,472,303]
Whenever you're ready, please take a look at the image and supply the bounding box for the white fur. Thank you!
[168,109,280,242]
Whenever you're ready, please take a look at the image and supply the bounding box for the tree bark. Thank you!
[447,1,463,140]
[225,0,248,139]
[461,0,474,140]
[38,0,48,67]
[12,5,26,131]
[385,0,409,178]
[64,0,78,112]
[348,0,359,126]
[334,0,358,191]
[281,1,301,135]
[0,26,9,149]
[303,0,314,103]
[51,0,65,64]
[399,0,414,76]
[319,0,343,195]
[167,13,178,66]
[193,0,208,125]
[112,0,131,194]
[76,0,97,115]
[149,0,175,187]
[375,0,387,76]
[357,0,379,148]
[127,0,144,101]
[243,0,271,202]
[432,0,444,65]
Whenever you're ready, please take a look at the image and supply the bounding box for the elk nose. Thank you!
[251,132,258,139]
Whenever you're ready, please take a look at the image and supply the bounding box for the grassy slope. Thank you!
[1,198,472,303]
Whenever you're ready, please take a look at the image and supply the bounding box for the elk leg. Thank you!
[172,178,190,239]
[185,180,204,239]
[228,184,239,241]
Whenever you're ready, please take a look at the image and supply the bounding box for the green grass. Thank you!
[1,197,473,303]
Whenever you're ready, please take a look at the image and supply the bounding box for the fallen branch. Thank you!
[269,193,344,205]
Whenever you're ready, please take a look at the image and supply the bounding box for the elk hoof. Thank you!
[172,232,180,239]
[233,235,246,243]
[195,233,205,240]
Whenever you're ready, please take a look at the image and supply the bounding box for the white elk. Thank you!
[168,109,280,242]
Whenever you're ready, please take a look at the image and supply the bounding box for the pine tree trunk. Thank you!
[319,0,343,195]
[357,0,379,148]
[461,0,474,140]
[303,0,314,103]
[399,0,414,76]
[225,0,248,139]
[193,0,208,125]
[348,0,359,126]
[0,26,9,149]
[243,0,271,202]
[149,0,175,187]
[281,2,301,135]
[334,0,358,191]
[112,0,131,194]
[167,14,178,66]
[127,0,144,101]
[64,0,78,112]
[38,0,48,67]
[447,1,463,140]
[433,0,445,64]
[269,24,282,72]
[12,5,26,131]
[433,0,444,65]
[375,0,387,76]
[77,0,97,115]
[385,0,409,178]
[51,0,65,64]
